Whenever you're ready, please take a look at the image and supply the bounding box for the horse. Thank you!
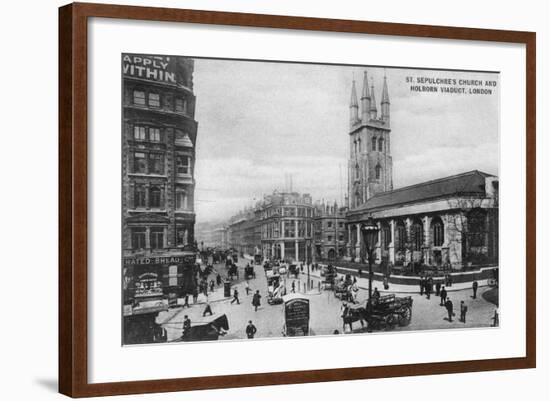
[341,304,367,333]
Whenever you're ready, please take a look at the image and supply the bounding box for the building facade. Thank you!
[345,71,499,270]
[313,201,348,261]
[121,54,198,303]
[226,208,261,256]
[259,191,315,262]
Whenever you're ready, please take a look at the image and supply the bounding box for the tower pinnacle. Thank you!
[361,71,371,123]
[369,81,377,120]
[381,75,390,123]
[349,79,359,127]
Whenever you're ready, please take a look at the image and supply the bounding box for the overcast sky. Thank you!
[192,58,499,223]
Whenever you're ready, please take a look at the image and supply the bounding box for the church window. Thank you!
[432,217,444,247]
[375,164,382,180]
[357,138,361,152]
[411,220,423,251]
[371,136,377,151]
[355,164,360,179]
[378,138,384,152]
[395,221,406,250]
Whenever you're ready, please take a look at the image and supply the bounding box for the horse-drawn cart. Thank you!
[342,294,413,332]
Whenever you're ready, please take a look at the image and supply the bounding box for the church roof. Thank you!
[352,170,495,213]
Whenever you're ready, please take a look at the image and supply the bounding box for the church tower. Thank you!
[348,70,393,209]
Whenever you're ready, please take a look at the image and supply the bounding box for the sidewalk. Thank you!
[308,267,487,294]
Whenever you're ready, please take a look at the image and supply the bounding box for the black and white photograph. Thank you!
[121,53,500,345]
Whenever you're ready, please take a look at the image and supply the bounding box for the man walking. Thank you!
[425,278,432,300]
[182,315,191,339]
[445,297,454,322]
[419,276,424,296]
[202,302,213,317]
[460,300,468,323]
[440,285,447,306]
[230,288,240,304]
[435,280,441,297]
[245,280,250,296]
[252,290,262,311]
[246,320,257,339]
[472,280,478,299]
[216,273,222,287]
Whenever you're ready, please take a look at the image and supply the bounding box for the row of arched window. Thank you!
[353,136,385,154]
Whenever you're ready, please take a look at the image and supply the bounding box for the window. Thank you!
[133,90,145,105]
[133,125,146,140]
[150,227,164,249]
[378,138,384,152]
[339,234,344,242]
[149,186,162,208]
[131,227,146,250]
[148,92,160,108]
[175,97,187,113]
[133,152,147,173]
[176,191,188,210]
[411,220,423,251]
[284,220,295,238]
[134,185,146,208]
[467,210,487,247]
[338,222,344,228]
[395,221,406,250]
[432,218,444,247]
[176,228,188,246]
[372,136,377,150]
[176,155,191,175]
[353,140,357,154]
[149,127,161,142]
[355,163,360,180]
[327,236,333,242]
[357,137,361,152]
[148,153,164,174]
[375,164,382,180]
[327,221,332,228]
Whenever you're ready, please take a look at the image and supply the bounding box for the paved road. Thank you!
[159,259,498,341]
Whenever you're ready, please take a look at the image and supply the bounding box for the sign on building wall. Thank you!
[122,54,177,83]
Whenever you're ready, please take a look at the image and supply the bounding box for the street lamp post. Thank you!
[361,216,380,300]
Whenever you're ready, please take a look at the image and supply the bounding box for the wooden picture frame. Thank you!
[59,2,536,397]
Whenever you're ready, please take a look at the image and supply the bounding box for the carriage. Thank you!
[343,294,413,332]
[244,265,256,279]
[321,265,337,290]
[266,271,285,305]
[179,314,230,342]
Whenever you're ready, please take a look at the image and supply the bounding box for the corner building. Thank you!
[121,54,198,304]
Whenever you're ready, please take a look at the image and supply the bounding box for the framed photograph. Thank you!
[59,2,536,397]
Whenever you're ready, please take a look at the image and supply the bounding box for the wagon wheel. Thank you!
[384,314,397,330]
[398,306,412,326]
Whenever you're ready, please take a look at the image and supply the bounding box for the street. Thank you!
[158,258,498,342]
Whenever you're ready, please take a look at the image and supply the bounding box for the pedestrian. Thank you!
[183,293,190,308]
[383,275,389,290]
[425,278,432,299]
[435,280,441,297]
[492,308,499,327]
[246,320,257,339]
[372,287,380,300]
[419,276,424,296]
[460,301,468,323]
[209,279,215,293]
[192,287,199,304]
[252,290,262,311]
[202,302,213,317]
[230,288,240,304]
[245,280,250,295]
[291,280,296,293]
[182,315,191,339]
[445,297,454,322]
[440,285,447,306]
[472,280,478,299]
[358,268,362,278]
[216,273,222,287]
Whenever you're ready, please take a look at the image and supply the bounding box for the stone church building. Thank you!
[346,71,499,270]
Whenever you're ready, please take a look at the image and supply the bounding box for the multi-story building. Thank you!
[345,71,498,269]
[121,54,198,303]
[259,191,315,262]
[226,207,261,256]
[313,201,347,261]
